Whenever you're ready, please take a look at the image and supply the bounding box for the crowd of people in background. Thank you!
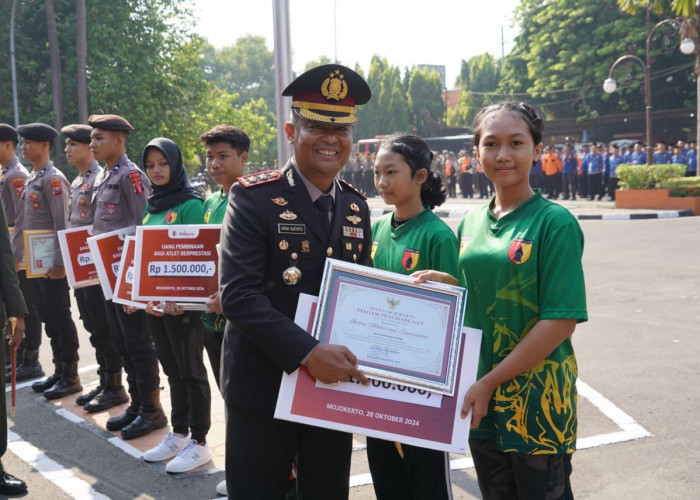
[342,138,697,202]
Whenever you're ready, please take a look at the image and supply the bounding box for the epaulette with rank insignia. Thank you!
[338,178,366,200]
[238,170,282,188]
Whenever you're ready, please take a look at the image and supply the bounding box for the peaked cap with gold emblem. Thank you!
[282,64,371,125]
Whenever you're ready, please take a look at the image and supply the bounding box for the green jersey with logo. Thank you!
[371,208,458,278]
[458,190,587,454]
[202,189,228,225]
[201,189,229,332]
[141,198,203,226]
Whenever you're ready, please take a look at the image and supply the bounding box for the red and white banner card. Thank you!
[86,226,135,300]
[57,225,99,288]
[132,224,221,303]
[275,294,482,454]
[112,236,148,309]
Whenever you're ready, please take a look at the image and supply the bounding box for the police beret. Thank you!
[0,124,18,143]
[17,123,58,142]
[61,124,93,144]
[87,114,134,132]
[282,64,371,125]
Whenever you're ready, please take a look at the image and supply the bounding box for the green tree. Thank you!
[498,0,694,119]
[448,53,501,127]
[406,67,446,136]
[617,0,700,176]
[201,35,276,110]
[355,56,410,140]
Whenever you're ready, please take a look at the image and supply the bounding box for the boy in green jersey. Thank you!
[199,125,249,386]
[199,125,249,499]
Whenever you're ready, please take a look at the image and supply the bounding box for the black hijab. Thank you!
[143,137,203,214]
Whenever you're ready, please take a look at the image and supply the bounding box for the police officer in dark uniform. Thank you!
[0,124,43,382]
[88,114,165,439]
[0,196,29,495]
[61,124,128,413]
[17,123,82,400]
[220,64,373,500]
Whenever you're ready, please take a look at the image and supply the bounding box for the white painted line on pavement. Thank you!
[56,407,87,424]
[601,214,632,220]
[7,430,111,500]
[576,380,652,445]
[107,436,144,459]
[348,379,653,488]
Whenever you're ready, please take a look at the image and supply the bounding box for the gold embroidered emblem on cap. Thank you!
[279,210,298,221]
[321,69,348,101]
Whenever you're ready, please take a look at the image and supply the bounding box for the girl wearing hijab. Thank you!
[138,137,213,473]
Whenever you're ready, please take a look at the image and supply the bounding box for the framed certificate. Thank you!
[314,259,467,396]
[57,225,100,288]
[87,226,135,300]
[23,229,55,278]
[275,294,482,454]
[132,224,221,305]
[8,227,25,271]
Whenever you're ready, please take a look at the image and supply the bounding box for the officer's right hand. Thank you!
[305,344,369,386]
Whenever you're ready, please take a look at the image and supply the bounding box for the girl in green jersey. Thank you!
[137,138,213,474]
[368,133,458,500]
[415,103,587,499]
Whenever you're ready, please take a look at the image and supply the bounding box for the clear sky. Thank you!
[193,0,521,89]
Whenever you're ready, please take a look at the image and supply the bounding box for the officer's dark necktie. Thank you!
[315,194,334,237]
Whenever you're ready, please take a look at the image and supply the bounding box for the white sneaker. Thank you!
[143,432,191,462]
[165,440,212,473]
[216,479,227,496]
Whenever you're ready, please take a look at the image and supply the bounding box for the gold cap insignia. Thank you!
[279,210,298,221]
[321,70,348,101]
[271,197,288,206]
[346,215,361,225]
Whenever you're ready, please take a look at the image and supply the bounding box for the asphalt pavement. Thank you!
[2,198,699,500]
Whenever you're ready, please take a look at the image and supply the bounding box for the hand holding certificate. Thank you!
[313,259,467,395]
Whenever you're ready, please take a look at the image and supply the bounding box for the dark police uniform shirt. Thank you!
[0,156,30,261]
[219,161,373,415]
[23,161,70,266]
[92,154,150,235]
[69,160,102,227]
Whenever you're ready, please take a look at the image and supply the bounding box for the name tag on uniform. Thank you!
[342,226,364,239]
[278,223,306,235]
